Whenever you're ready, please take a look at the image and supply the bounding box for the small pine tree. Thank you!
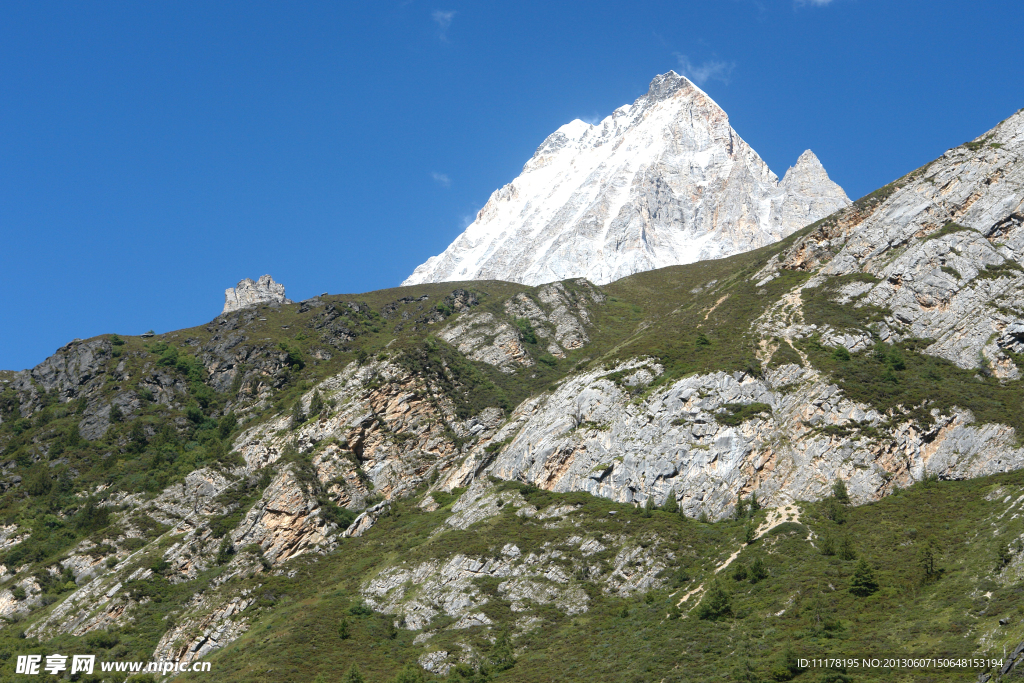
[748,492,761,512]
[996,543,1013,573]
[918,540,937,580]
[823,497,847,524]
[338,618,350,640]
[849,559,879,596]
[644,496,655,518]
[662,489,679,514]
[832,479,850,504]
[391,663,425,683]
[838,536,857,561]
[619,605,629,618]
[489,630,515,672]
[696,580,732,620]
[732,563,748,581]
[309,390,325,418]
[744,523,756,545]
[290,400,306,430]
[749,556,768,584]
[698,511,710,524]
[820,530,836,556]
[734,497,748,520]
[342,664,365,683]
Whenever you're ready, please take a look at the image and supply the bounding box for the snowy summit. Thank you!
[404,71,850,287]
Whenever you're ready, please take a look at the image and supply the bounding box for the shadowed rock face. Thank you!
[404,71,849,287]
[222,275,291,314]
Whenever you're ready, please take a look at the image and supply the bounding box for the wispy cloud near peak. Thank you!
[673,53,735,86]
[432,10,455,39]
[431,171,451,188]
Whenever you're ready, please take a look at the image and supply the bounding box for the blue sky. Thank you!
[2,0,1023,370]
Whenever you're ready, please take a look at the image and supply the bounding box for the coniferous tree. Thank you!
[338,618,351,640]
[342,664,365,683]
[838,536,857,561]
[489,630,515,671]
[662,488,679,514]
[696,579,732,620]
[919,540,937,580]
[820,529,836,556]
[309,390,325,418]
[996,543,1013,573]
[734,497,748,520]
[850,559,879,596]
[391,663,425,683]
[749,556,768,583]
[644,495,655,517]
[291,400,306,430]
[744,523,756,545]
[832,479,850,504]
[823,497,847,524]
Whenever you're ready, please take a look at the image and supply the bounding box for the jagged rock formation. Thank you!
[404,71,849,287]
[222,274,291,314]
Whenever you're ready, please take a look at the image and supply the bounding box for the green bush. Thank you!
[348,601,373,617]
[716,402,772,426]
[514,318,538,344]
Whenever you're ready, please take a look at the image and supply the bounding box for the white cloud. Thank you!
[431,171,451,188]
[795,0,834,5]
[674,53,735,87]
[432,10,455,39]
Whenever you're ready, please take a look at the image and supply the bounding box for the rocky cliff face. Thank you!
[404,71,849,287]
[223,275,291,314]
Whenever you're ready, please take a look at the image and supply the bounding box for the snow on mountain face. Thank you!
[403,71,850,287]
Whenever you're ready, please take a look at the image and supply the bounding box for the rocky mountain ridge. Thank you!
[404,71,849,287]
[0,107,1023,682]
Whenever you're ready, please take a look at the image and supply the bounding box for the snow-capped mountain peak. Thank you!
[404,72,849,287]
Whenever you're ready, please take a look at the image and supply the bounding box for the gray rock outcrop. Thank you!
[222,275,291,314]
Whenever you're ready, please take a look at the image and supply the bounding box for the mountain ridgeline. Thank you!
[1,107,1024,681]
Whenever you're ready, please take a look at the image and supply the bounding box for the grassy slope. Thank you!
[129,470,1024,683]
